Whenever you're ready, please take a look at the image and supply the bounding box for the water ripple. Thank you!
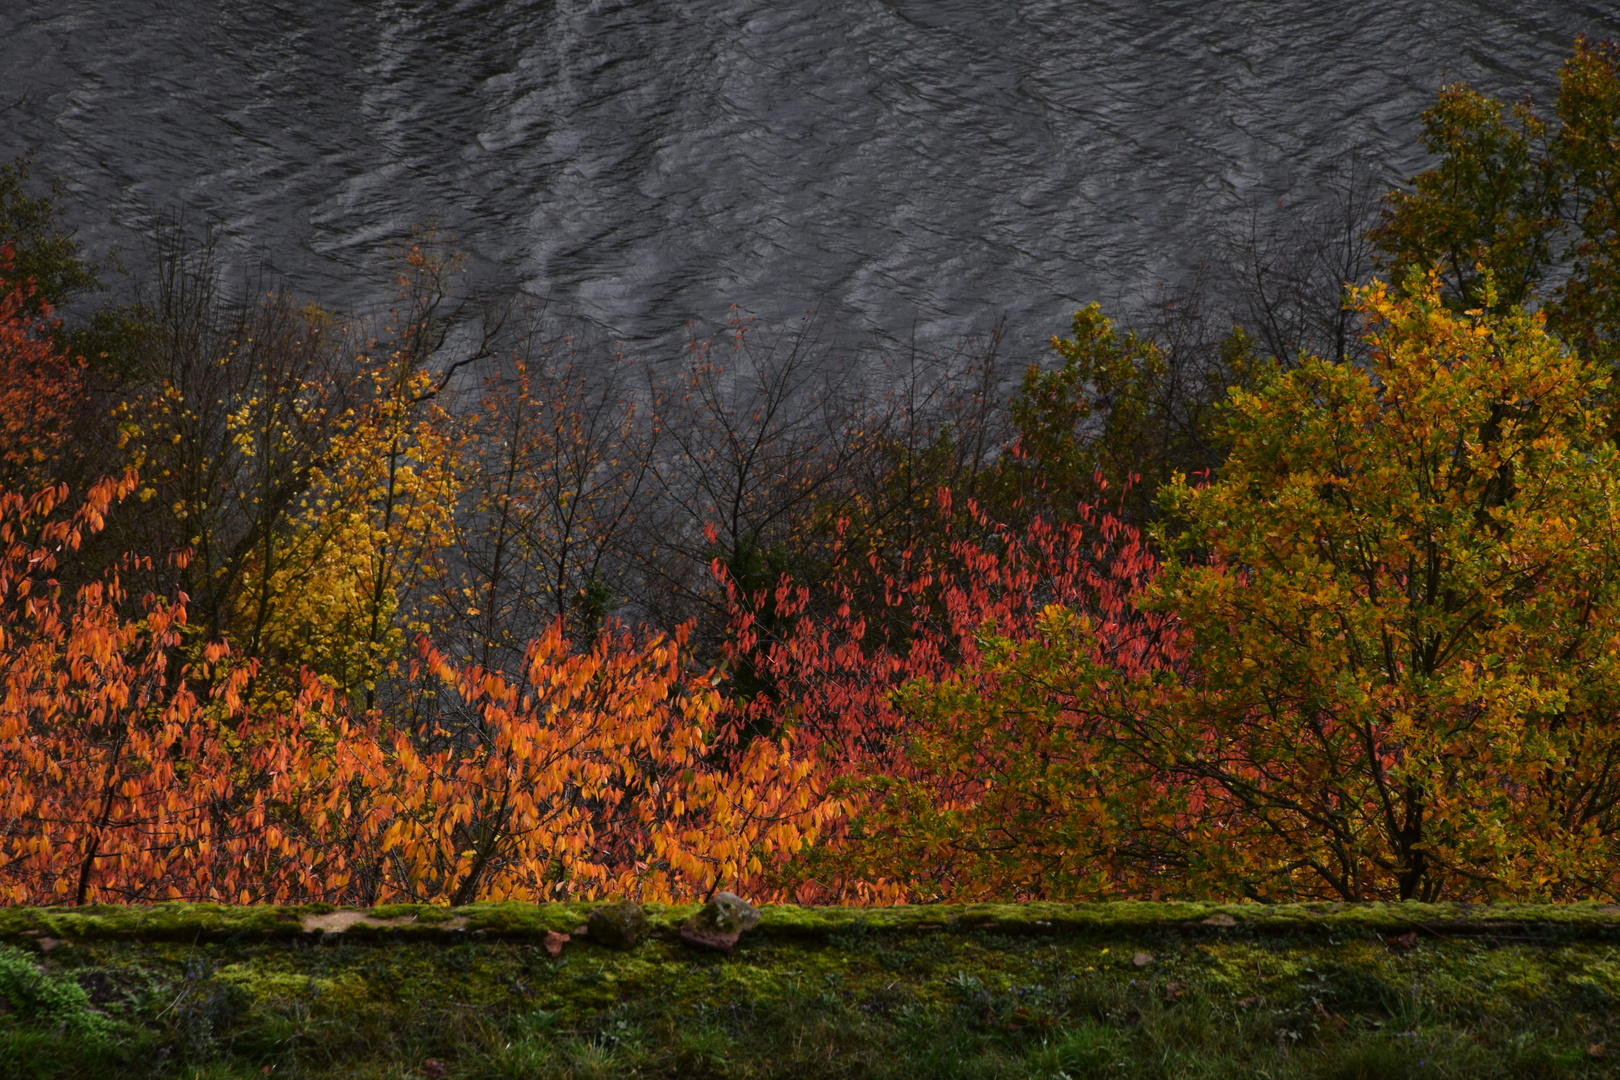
[1,0,1615,357]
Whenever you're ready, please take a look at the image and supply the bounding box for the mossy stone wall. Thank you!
[4,902,1620,1078]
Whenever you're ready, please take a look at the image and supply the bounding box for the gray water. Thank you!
[3,1,1617,358]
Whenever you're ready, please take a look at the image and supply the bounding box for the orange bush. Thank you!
[0,472,830,905]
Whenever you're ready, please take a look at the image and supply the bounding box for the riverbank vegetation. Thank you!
[5,901,1620,1079]
[3,37,1620,914]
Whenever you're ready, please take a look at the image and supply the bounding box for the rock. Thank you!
[1201,913,1237,927]
[35,936,63,954]
[680,923,741,953]
[680,891,761,954]
[1132,952,1153,967]
[543,930,570,958]
[707,891,761,933]
[588,901,649,950]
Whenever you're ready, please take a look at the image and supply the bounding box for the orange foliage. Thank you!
[0,473,828,905]
[361,624,829,904]
[0,474,358,904]
[0,474,231,904]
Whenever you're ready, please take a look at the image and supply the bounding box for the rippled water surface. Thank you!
[3,1,1618,354]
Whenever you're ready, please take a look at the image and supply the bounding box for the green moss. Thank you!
[213,962,341,1002]
[5,903,1620,1077]
[0,903,306,944]
[454,900,594,936]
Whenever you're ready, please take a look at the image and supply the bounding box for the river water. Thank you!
[2,1,1617,358]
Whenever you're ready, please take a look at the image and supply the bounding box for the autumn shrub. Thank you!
[824,275,1620,904]
[0,474,247,904]
[715,487,1177,903]
[335,621,831,905]
[0,465,831,905]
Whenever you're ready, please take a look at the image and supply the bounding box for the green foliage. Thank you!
[0,156,159,386]
[0,157,101,313]
[63,302,156,382]
[12,898,1620,942]
[1012,303,1166,513]
[1550,37,1620,365]
[871,607,1163,901]
[1374,37,1620,366]
[1372,86,1555,313]
[0,944,108,1040]
[998,304,1263,523]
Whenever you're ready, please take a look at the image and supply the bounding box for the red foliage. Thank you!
[0,244,84,490]
[715,488,1182,901]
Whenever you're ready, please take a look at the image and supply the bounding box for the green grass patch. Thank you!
[3,903,1619,1077]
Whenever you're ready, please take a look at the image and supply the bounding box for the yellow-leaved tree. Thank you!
[857,273,1620,903]
[1150,272,1620,901]
[234,247,462,712]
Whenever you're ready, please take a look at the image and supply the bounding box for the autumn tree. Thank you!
[992,298,1261,526]
[245,280,464,711]
[1372,85,1555,314]
[633,313,866,653]
[1148,275,1620,901]
[439,329,657,679]
[1550,36,1620,364]
[111,231,356,654]
[1375,36,1620,364]
[111,233,478,713]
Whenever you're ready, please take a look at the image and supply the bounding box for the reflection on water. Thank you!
[1,1,1616,357]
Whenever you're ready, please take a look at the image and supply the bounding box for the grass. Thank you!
[2,902,1619,1077]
